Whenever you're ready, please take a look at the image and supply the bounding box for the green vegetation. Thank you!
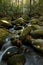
[7,54,26,65]
[0,28,9,48]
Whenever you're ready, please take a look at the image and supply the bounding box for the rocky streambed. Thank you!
[0,17,43,65]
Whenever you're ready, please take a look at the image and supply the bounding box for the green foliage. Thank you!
[0,0,23,18]
[7,54,26,65]
[0,28,9,47]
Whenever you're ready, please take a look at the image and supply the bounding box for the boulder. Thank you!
[30,30,43,38]
[0,28,9,49]
[38,21,43,26]
[31,39,43,53]
[20,26,32,41]
[15,17,25,26]
[7,54,26,65]
[30,18,38,25]
[0,20,13,28]
[31,25,41,30]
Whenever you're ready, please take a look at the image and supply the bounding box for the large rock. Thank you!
[30,30,43,38]
[31,25,41,30]
[0,28,9,49]
[0,20,13,28]
[30,19,38,25]
[39,16,43,21]
[20,26,32,41]
[31,39,43,53]
[7,54,26,65]
[15,17,25,26]
[38,21,43,26]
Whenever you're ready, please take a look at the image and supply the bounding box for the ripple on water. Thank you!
[1,38,12,51]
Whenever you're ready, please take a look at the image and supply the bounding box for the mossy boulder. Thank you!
[20,26,32,41]
[31,39,43,53]
[39,16,43,21]
[30,30,43,38]
[7,54,26,65]
[15,17,25,26]
[38,21,43,26]
[31,19,38,24]
[31,25,41,30]
[0,20,13,28]
[0,28,9,49]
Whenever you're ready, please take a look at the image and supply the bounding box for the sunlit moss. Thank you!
[0,28,9,48]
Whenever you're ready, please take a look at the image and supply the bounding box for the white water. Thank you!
[0,46,16,62]
[1,37,12,51]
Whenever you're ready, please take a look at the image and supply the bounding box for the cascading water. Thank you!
[0,46,18,62]
[0,25,43,65]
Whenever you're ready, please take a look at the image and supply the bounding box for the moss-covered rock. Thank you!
[0,20,13,28]
[15,17,25,26]
[31,25,41,30]
[39,16,43,21]
[0,28,9,49]
[31,19,38,25]
[31,39,43,53]
[38,21,43,26]
[7,54,26,65]
[20,26,32,41]
[30,30,43,38]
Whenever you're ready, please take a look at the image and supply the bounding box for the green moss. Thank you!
[31,19,38,24]
[7,54,26,65]
[31,25,40,30]
[15,17,25,25]
[0,28,9,48]
[31,39,43,52]
[0,20,12,28]
[30,29,43,37]
[20,26,32,41]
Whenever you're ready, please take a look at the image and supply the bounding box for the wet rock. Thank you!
[22,35,32,46]
[15,17,25,26]
[30,19,38,25]
[23,47,30,53]
[20,26,32,41]
[39,16,43,21]
[30,30,43,38]
[38,21,43,26]
[2,46,18,61]
[0,28,9,49]
[11,38,22,48]
[31,25,41,30]
[31,39,43,53]
[7,54,26,65]
[0,20,13,29]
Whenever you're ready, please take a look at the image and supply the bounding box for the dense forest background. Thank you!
[0,0,43,19]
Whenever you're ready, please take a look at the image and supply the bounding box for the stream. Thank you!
[0,24,43,65]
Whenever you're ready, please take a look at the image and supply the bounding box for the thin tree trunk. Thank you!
[29,0,32,18]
